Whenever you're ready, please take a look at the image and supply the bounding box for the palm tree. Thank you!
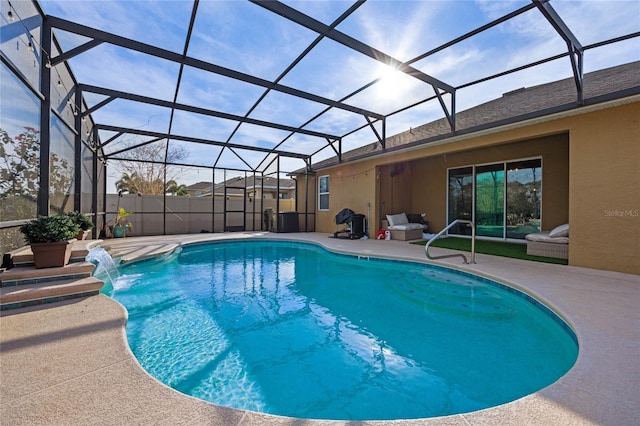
[165,180,189,196]
[115,172,141,194]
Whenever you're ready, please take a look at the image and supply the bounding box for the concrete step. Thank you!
[109,243,179,263]
[0,262,96,288]
[0,276,104,311]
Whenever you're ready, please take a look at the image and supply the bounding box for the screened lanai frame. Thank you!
[1,0,639,249]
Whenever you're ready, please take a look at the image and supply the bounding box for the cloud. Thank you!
[304,107,363,136]
[232,124,291,149]
[189,0,317,80]
[167,110,237,141]
[278,133,330,156]
[176,66,265,115]
[37,0,639,177]
[546,0,640,44]
[344,0,446,61]
[474,0,524,20]
[248,90,329,129]
[284,1,353,25]
[58,44,181,114]
[43,0,191,52]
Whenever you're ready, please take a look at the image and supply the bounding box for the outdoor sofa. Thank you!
[382,213,428,241]
[525,223,569,259]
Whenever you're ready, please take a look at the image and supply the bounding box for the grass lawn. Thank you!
[412,237,568,265]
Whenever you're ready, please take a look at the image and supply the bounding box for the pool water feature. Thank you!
[108,240,578,421]
[87,247,119,288]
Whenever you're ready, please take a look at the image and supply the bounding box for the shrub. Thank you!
[66,210,94,231]
[19,215,80,243]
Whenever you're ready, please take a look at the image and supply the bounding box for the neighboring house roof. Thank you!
[185,181,214,191]
[247,176,296,190]
[191,176,296,197]
[307,61,640,171]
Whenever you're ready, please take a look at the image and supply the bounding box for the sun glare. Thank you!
[375,63,408,101]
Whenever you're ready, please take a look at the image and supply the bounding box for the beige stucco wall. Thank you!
[567,102,639,273]
[306,135,570,236]
[409,134,569,234]
[313,162,379,235]
[296,98,639,274]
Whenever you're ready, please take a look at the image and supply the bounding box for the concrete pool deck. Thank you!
[1,232,638,425]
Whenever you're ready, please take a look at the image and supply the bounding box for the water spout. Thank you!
[87,247,120,292]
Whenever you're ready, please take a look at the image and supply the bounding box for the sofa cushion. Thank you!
[549,223,569,238]
[388,223,425,231]
[526,231,569,244]
[386,213,409,226]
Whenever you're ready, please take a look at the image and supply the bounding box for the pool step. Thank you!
[0,262,96,287]
[0,262,103,311]
[390,274,515,319]
[106,242,180,264]
[0,276,104,311]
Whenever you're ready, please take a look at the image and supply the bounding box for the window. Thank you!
[318,175,329,211]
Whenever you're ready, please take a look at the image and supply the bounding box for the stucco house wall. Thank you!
[407,133,569,234]
[312,161,379,234]
[297,99,639,274]
[567,102,639,273]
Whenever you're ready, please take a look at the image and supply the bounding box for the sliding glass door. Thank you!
[506,159,541,238]
[448,167,473,235]
[447,158,542,240]
[475,164,505,237]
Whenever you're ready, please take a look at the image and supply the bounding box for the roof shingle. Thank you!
[309,61,640,171]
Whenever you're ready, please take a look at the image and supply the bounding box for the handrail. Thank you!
[425,219,476,264]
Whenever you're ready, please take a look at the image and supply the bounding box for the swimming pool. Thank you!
[105,240,578,421]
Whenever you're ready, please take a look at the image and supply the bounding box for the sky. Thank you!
[34,0,640,190]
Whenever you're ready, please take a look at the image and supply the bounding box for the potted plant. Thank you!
[105,208,133,238]
[19,215,80,268]
[66,210,94,240]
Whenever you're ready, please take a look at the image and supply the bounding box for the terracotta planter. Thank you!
[75,230,91,240]
[30,239,76,269]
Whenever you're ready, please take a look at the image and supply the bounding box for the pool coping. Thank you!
[1,232,639,425]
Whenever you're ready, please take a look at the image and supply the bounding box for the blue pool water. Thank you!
[105,240,578,421]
